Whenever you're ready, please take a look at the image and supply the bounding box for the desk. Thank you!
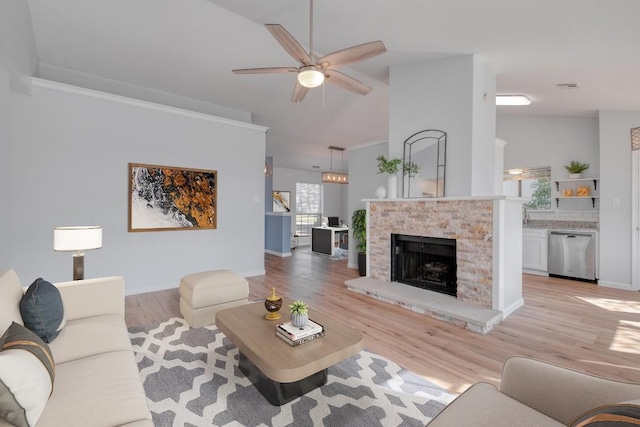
[311,226,348,256]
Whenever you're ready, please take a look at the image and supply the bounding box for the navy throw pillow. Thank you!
[20,278,65,343]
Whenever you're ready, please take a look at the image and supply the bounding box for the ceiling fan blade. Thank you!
[232,67,298,74]
[265,24,312,66]
[318,41,386,70]
[325,69,371,95]
[291,81,310,103]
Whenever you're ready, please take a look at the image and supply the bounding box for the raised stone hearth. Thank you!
[346,277,502,334]
[346,196,524,334]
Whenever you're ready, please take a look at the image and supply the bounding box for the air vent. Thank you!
[556,83,580,89]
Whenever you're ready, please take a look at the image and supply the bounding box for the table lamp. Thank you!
[54,226,102,280]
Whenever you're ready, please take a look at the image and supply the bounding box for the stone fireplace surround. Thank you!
[346,196,524,334]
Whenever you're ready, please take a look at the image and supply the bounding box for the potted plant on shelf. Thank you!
[351,209,367,276]
[377,155,401,198]
[564,161,589,179]
[289,300,309,327]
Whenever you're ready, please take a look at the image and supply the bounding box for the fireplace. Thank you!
[391,234,457,297]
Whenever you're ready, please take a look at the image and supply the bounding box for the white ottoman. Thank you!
[179,270,249,328]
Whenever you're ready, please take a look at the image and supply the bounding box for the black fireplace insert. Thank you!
[391,234,457,297]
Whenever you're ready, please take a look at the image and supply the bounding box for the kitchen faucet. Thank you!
[522,205,529,226]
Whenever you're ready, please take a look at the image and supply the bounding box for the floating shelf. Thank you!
[554,178,598,191]
[554,196,599,208]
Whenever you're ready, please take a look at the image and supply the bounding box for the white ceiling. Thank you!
[25,0,640,171]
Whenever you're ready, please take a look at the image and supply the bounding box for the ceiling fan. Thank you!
[232,0,386,103]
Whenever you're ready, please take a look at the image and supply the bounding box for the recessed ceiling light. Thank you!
[508,168,524,175]
[496,95,531,106]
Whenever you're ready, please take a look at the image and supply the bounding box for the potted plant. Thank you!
[289,300,309,327]
[376,155,403,175]
[352,209,367,276]
[564,161,589,179]
[377,155,403,198]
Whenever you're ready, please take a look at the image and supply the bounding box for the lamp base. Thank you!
[73,253,85,281]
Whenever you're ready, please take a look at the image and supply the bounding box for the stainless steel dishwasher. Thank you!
[548,231,597,282]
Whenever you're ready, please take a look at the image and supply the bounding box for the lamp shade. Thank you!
[298,66,325,88]
[54,226,102,252]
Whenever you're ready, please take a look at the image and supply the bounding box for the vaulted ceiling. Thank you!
[25,0,640,170]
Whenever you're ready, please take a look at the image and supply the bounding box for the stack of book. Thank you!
[276,319,325,346]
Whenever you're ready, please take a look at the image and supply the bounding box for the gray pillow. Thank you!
[20,278,65,343]
[0,322,55,427]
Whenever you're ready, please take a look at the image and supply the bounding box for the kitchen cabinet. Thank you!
[523,228,548,273]
[553,178,599,208]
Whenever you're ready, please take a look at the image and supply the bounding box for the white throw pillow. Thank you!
[0,322,55,427]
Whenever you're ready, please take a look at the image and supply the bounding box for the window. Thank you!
[503,167,551,210]
[295,182,323,236]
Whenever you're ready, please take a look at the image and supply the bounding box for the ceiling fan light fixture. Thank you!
[298,65,324,88]
[496,95,531,106]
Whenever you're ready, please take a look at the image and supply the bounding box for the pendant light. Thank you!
[322,146,348,184]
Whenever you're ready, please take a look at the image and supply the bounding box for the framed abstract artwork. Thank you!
[273,191,291,213]
[129,163,217,232]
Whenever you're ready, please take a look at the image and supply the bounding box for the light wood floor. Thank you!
[125,249,640,394]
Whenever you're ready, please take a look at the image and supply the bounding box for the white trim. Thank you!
[347,139,388,151]
[633,150,640,291]
[598,280,634,291]
[522,269,548,277]
[30,77,269,133]
[264,249,292,257]
[363,195,523,202]
[502,298,524,319]
[123,269,266,296]
[124,281,177,296]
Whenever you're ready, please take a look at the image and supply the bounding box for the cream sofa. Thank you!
[428,356,640,426]
[0,269,152,427]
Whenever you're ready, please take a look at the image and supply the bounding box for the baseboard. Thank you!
[598,280,633,290]
[264,249,292,257]
[125,281,177,296]
[241,269,266,277]
[125,269,266,296]
[502,298,525,319]
[522,269,548,277]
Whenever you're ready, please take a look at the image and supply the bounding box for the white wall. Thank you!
[0,0,39,264]
[390,55,496,197]
[9,79,267,294]
[598,110,640,289]
[471,57,497,196]
[272,167,345,242]
[0,67,10,264]
[346,141,388,268]
[497,116,599,179]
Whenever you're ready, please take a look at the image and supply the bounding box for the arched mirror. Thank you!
[402,130,446,198]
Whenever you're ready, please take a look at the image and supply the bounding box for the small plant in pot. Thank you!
[289,300,309,328]
[564,161,589,179]
[352,209,367,276]
[376,155,403,175]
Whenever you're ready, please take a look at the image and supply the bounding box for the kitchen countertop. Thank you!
[523,220,598,231]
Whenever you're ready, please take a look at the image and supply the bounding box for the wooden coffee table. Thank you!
[216,298,363,406]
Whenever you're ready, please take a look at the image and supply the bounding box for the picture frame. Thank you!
[273,191,291,213]
[129,163,217,232]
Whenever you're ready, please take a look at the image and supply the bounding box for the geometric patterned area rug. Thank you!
[128,318,456,427]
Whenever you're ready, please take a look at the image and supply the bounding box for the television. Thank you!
[327,216,339,227]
